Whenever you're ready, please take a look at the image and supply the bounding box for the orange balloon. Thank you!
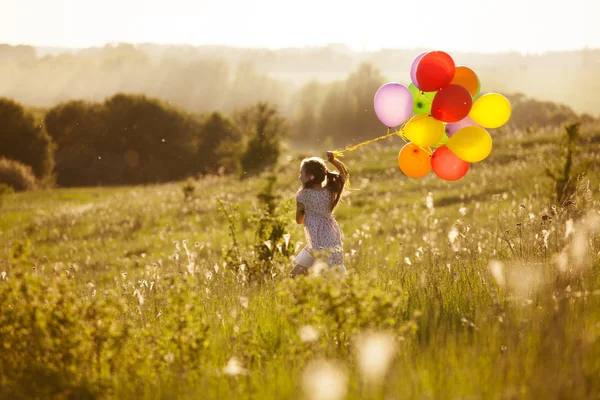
[398,143,432,178]
[451,66,480,98]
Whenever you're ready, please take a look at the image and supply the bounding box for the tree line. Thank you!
[0,94,288,189]
[0,60,594,191]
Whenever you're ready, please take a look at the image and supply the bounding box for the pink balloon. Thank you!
[431,145,470,181]
[445,116,479,137]
[373,82,413,128]
[410,52,427,90]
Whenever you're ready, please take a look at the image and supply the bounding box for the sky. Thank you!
[1,0,599,53]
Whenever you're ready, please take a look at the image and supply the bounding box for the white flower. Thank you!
[489,260,505,287]
[425,192,434,213]
[164,352,175,364]
[264,240,272,252]
[301,360,347,400]
[239,296,249,309]
[223,357,248,376]
[565,219,575,238]
[299,325,320,343]
[355,332,397,385]
[448,227,459,244]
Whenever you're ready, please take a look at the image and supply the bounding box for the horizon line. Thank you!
[3,41,600,56]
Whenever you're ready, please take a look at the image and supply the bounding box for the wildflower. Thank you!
[310,260,329,277]
[264,240,272,252]
[299,325,320,343]
[239,296,249,309]
[489,260,505,287]
[448,227,459,244]
[164,352,175,364]
[301,360,347,400]
[223,357,248,376]
[425,192,434,214]
[565,219,575,238]
[355,332,397,385]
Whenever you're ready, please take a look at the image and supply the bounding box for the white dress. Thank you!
[295,188,344,268]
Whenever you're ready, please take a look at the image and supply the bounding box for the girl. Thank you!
[290,151,349,277]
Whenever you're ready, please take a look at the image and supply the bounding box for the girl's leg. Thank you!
[289,264,308,278]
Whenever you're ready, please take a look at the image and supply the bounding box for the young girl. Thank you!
[290,151,349,277]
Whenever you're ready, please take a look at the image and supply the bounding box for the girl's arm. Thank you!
[296,202,305,224]
[326,151,349,181]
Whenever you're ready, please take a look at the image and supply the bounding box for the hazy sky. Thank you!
[2,0,599,53]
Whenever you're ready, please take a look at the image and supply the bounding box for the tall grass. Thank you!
[1,125,599,399]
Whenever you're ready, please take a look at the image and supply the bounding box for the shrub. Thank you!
[0,157,37,191]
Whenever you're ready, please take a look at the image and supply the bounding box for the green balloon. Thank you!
[408,83,436,115]
[433,132,449,148]
[474,77,481,99]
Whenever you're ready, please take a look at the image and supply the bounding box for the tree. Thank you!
[224,61,287,113]
[291,80,325,144]
[45,94,203,186]
[317,63,386,146]
[44,100,105,186]
[0,98,54,178]
[236,103,288,177]
[197,112,243,174]
[98,94,200,184]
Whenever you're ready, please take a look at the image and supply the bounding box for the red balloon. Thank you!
[415,51,455,92]
[431,84,473,123]
[431,145,469,181]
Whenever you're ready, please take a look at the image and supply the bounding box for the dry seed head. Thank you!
[299,325,320,343]
[310,260,328,277]
[571,231,589,269]
[223,357,248,376]
[301,359,347,400]
[489,260,506,287]
[565,219,575,239]
[239,296,249,309]
[448,227,459,244]
[354,331,397,384]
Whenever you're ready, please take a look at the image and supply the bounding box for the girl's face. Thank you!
[299,166,313,185]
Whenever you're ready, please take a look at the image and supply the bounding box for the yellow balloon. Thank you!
[403,114,444,147]
[469,93,511,128]
[446,126,492,162]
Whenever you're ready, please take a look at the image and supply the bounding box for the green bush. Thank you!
[45,94,203,186]
[0,97,54,178]
[237,102,288,177]
[0,157,37,191]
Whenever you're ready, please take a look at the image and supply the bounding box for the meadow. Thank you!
[1,125,600,399]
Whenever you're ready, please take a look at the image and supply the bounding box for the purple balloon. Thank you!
[445,116,479,137]
[373,83,413,128]
[410,52,427,90]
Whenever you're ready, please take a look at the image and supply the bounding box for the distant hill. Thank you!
[0,43,598,116]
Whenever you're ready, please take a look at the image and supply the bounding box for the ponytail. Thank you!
[326,171,345,210]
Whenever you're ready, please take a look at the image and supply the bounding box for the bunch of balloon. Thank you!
[373,51,512,181]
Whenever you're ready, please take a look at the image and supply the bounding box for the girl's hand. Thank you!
[326,151,335,163]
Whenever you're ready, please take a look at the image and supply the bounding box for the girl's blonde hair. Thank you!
[301,157,345,210]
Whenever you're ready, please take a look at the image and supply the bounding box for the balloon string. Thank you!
[332,127,401,157]
[333,119,433,158]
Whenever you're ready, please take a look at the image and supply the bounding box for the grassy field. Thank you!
[1,126,600,399]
